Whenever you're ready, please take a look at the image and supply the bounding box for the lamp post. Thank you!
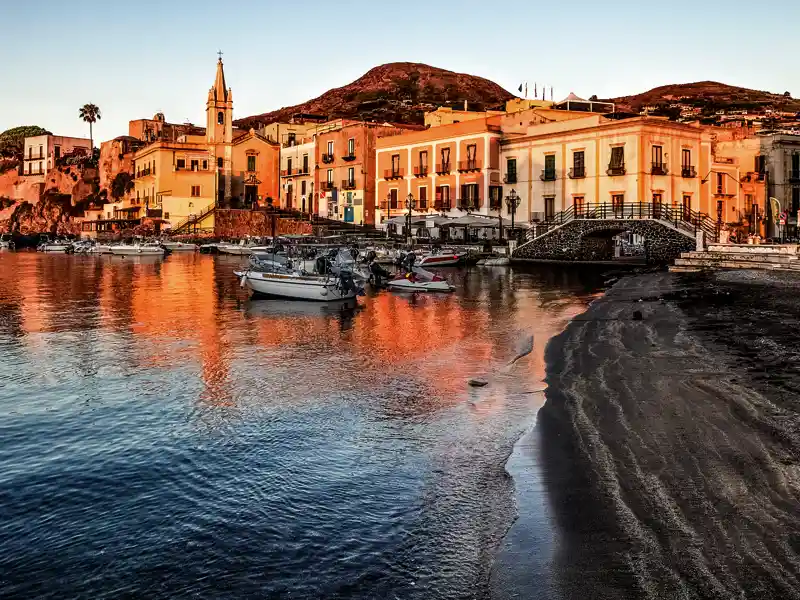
[496,190,504,244]
[505,189,520,244]
[405,193,416,246]
[385,192,392,239]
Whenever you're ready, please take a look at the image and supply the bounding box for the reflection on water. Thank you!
[0,252,603,599]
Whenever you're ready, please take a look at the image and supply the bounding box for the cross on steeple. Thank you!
[217,49,223,61]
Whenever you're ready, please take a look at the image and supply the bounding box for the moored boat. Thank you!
[37,236,73,253]
[0,233,14,250]
[109,243,167,256]
[476,256,511,266]
[387,267,454,293]
[161,241,199,252]
[416,250,464,267]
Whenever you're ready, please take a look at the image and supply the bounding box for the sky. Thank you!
[2,0,798,142]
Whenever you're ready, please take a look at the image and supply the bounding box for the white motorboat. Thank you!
[416,250,464,267]
[387,267,454,293]
[37,236,73,253]
[161,241,199,252]
[235,247,365,301]
[0,234,14,250]
[90,244,114,254]
[219,239,256,255]
[110,243,167,256]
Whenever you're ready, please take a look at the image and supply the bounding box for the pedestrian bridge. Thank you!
[512,202,719,263]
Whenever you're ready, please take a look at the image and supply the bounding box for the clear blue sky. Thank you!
[2,0,798,142]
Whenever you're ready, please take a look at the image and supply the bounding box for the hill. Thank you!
[234,62,514,129]
[612,81,800,120]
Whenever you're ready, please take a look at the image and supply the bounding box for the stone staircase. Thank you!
[670,244,800,273]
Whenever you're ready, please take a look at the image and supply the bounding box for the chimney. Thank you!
[464,100,468,111]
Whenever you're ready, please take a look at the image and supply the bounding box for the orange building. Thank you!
[314,120,419,224]
[375,118,504,226]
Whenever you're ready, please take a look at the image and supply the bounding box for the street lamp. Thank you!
[496,189,504,244]
[385,192,393,238]
[505,189,520,244]
[405,193,416,246]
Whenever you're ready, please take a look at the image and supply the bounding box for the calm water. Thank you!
[0,251,602,599]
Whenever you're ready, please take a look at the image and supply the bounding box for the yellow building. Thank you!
[130,57,280,232]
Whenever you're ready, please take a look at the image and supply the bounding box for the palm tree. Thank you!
[79,103,101,150]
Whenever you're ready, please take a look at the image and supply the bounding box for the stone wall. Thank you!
[214,209,313,238]
[513,219,696,263]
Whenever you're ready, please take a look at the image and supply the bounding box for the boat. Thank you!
[109,242,167,256]
[387,266,455,293]
[219,239,257,255]
[37,236,73,253]
[0,233,14,250]
[91,244,114,254]
[161,241,199,252]
[235,248,365,301]
[476,257,511,266]
[416,249,465,267]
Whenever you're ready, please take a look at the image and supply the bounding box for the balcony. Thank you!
[790,170,800,183]
[342,153,356,162]
[384,168,404,180]
[457,197,481,211]
[651,162,668,176]
[458,160,481,172]
[540,169,557,181]
[413,165,429,178]
[321,181,335,191]
[681,165,697,178]
[503,173,517,184]
[568,167,585,179]
[607,165,626,177]
[434,197,452,211]
[137,167,152,178]
[341,179,357,190]
[321,153,334,164]
[435,163,451,175]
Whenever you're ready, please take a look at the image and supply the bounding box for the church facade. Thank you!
[130,58,279,231]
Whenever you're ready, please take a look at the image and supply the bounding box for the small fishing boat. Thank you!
[110,242,167,256]
[161,241,199,252]
[0,233,14,250]
[387,267,454,293]
[37,236,73,253]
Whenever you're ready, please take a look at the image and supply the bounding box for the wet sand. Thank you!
[497,270,800,599]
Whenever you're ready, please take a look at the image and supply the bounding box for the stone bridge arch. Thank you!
[513,219,696,263]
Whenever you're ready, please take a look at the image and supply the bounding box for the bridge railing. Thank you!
[528,202,718,243]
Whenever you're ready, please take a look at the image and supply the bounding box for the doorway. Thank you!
[245,185,257,207]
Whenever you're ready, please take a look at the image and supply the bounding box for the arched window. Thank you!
[217,111,224,125]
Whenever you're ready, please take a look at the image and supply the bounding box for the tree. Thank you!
[110,172,134,200]
[0,125,51,160]
[79,103,101,150]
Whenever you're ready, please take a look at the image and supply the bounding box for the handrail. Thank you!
[526,201,719,243]
[171,202,216,233]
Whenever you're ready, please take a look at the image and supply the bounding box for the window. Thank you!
[347,138,355,156]
[177,158,186,170]
[287,158,293,174]
[716,172,725,195]
[190,159,199,171]
[682,194,691,219]
[164,212,169,219]
[792,187,800,212]
[152,161,156,175]
[391,154,400,175]
[460,183,480,209]
[572,151,584,176]
[217,111,224,125]
[327,140,334,156]
[37,160,43,173]
[28,147,32,159]
[681,149,691,167]
[792,153,800,177]
[441,147,450,170]
[466,144,477,168]
[419,150,428,175]
[489,185,502,210]
[301,180,306,196]
[612,193,624,216]
[573,196,585,217]
[327,169,333,183]
[506,158,517,183]
[302,154,309,173]
[247,155,256,172]
[652,145,663,165]
[544,196,556,220]
[191,185,200,197]
[544,154,556,180]
[436,185,450,210]
[287,133,296,146]
[348,167,355,185]
[202,160,207,170]
[609,147,625,175]
[217,157,223,169]
[38,145,43,159]
[390,188,398,210]
[54,146,61,159]
[419,186,428,209]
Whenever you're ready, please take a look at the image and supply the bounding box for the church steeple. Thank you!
[206,54,233,144]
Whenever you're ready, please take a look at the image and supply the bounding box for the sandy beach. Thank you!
[508,269,800,599]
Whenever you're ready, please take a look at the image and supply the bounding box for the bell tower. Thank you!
[206,54,233,144]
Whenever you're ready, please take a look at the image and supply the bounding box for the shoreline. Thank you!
[498,269,800,599]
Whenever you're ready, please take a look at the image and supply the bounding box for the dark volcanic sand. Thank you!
[535,270,800,599]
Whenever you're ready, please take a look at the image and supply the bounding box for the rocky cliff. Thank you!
[235,62,514,128]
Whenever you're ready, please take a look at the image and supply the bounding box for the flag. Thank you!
[534,83,537,97]
[518,84,523,93]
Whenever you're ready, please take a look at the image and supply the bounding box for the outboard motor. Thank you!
[403,251,417,272]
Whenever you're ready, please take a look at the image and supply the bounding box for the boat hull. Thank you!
[110,247,165,256]
[40,245,71,253]
[477,257,511,266]
[417,254,463,267]
[162,243,198,252]
[241,271,356,301]
[387,279,454,293]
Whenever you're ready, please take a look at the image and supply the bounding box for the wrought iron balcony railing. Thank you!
[384,168,404,180]
[413,166,429,177]
[651,162,668,176]
[681,165,697,178]
[435,163,451,174]
[568,167,585,179]
[457,160,480,172]
[607,165,626,176]
[321,153,334,164]
[540,169,557,181]
[341,179,357,190]
[504,173,517,184]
